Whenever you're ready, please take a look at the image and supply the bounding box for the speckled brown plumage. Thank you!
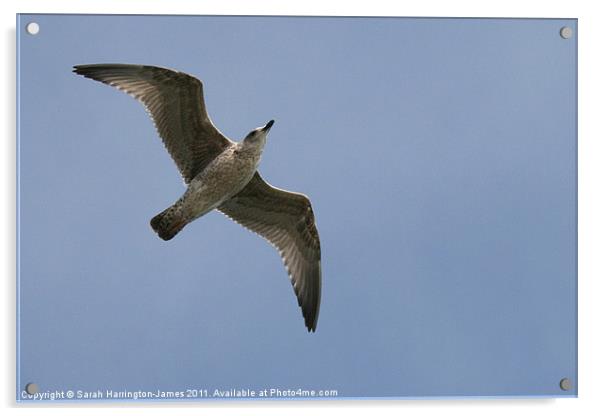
[74,63,322,332]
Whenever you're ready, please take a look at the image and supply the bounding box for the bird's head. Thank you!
[243,120,274,147]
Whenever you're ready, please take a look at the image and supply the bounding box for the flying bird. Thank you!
[73,64,321,332]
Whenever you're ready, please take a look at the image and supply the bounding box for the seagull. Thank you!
[73,64,321,332]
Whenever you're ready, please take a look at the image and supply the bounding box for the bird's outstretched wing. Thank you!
[218,172,322,332]
[73,64,232,183]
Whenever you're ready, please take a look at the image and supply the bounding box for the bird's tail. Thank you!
[150,205,187,241]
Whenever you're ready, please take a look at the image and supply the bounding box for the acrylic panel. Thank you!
[16,14,577,402]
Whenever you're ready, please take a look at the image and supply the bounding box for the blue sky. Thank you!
[17,15,576,400]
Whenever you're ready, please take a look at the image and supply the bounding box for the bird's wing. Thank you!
[73,64,232,183]
[218,172,322,332]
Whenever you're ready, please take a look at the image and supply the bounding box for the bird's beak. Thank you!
[263,120,275,132]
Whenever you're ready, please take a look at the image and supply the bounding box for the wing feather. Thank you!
[218,172,322,332]
[73,63,232,183]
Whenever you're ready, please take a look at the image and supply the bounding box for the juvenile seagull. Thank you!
[73,64,321,332]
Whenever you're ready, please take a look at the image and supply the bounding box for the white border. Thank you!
[3,1,601,415]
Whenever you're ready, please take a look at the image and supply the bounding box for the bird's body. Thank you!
[185,140,264,221]
[73,63,321,331]
[152,135,266,240]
